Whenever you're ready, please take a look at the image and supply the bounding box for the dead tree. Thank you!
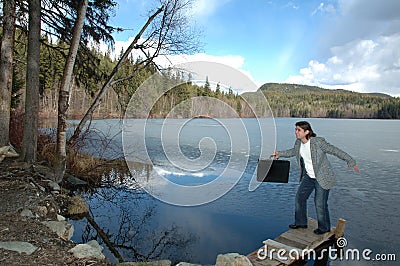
[68,0,200,145]
[54,0,89,182]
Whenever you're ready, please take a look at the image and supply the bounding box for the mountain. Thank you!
[365,92,392,98]
[252,83,400,119]
[259,83,393,98]
[259,83,327,94]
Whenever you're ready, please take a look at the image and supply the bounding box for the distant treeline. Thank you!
[11,32,399,120]
[9,32,246,119]
[258,83,400,119]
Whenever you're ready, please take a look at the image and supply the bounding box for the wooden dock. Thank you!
[247,218,345,265]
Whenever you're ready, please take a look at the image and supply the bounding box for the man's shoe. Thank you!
[313,229,329,235]
[289,224,307,229]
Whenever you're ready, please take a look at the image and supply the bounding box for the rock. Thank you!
[47,180,61,191]
[0,145,19,162]
[68,240,105,260]
[42,221,74,240]
[66,174,88,186]
[176,263,201,266]
[0,241,38,255]
[57,214,66,221]
[116,260,171,266]
[215,253,252,266]
[44,172,57,182]
[20,209,35,218]
[36,206,48,217]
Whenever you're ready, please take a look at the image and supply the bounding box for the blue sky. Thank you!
[109,0,400,96]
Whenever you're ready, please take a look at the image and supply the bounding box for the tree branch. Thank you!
[68,5,164,145]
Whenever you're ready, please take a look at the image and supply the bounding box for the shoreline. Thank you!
[0,158,251,266]
[0,158,110,265]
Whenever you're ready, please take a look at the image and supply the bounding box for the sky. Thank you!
[108,0,400,96]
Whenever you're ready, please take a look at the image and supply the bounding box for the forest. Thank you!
[258,83,400,119]
[0,0,202,182]
[10,37,400,122]
[14,36,400,122]
[22,38,399,121]
[1,0,399,182]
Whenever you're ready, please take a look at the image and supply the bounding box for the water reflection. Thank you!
[71,163,197,264]
[69,118,400,265]
[70,158,299,264]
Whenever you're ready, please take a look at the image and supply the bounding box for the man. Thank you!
[273,121,359,234]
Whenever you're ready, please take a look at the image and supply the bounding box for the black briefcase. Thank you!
[257,159,290,183]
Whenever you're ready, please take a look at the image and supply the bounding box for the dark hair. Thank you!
[295,121,317,139]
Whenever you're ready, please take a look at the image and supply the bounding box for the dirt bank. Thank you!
[0,158,110,265]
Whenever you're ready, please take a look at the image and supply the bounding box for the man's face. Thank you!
[295,126,309,141]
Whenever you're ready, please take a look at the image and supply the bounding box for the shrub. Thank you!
[9,109,24,150]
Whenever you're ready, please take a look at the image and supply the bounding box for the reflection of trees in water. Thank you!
[77,170,197,264]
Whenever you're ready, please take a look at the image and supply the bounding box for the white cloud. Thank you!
[287,0,400,96]
[190,0,232,18]
[98,37,246,70]
[311,2,336,16]
[154,53,260,93]
[339,0,400,21]
[321,0,400,50]
[286,33,400,96]
[96,37,259,92]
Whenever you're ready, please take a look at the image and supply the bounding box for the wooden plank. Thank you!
[281,229,315,242]
[287,228,319,240]
[280,231,314,245]
[275,235,308,249]
[281,227,335,247]
[263,239,303,253]
[247,218,343,266]
[306,231,335,250]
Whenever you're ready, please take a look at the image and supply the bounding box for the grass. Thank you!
[10,109,129,184]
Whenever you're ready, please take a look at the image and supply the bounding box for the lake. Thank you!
[69,118,400,265]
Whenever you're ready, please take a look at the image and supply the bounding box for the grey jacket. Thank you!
[278,137,356,190]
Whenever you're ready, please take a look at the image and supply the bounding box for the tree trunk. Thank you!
[21,0,41,163]
[0,0,16,147]
[68,6,164,145]
[55,0,88,182]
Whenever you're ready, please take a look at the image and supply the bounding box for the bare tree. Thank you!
[0,0,16,147]
[21,0,41,163]
[54,0,89,182]
[68,0,200,145]
[68,6,163,145]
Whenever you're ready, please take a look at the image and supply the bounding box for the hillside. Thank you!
[256,83,399,119]
[260,83,393,98]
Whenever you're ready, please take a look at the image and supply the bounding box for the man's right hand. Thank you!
[272,150,279,159]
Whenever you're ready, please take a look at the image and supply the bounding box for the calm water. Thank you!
[69,118,400,265]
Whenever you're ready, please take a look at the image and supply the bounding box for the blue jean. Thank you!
[295,174,331,232]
